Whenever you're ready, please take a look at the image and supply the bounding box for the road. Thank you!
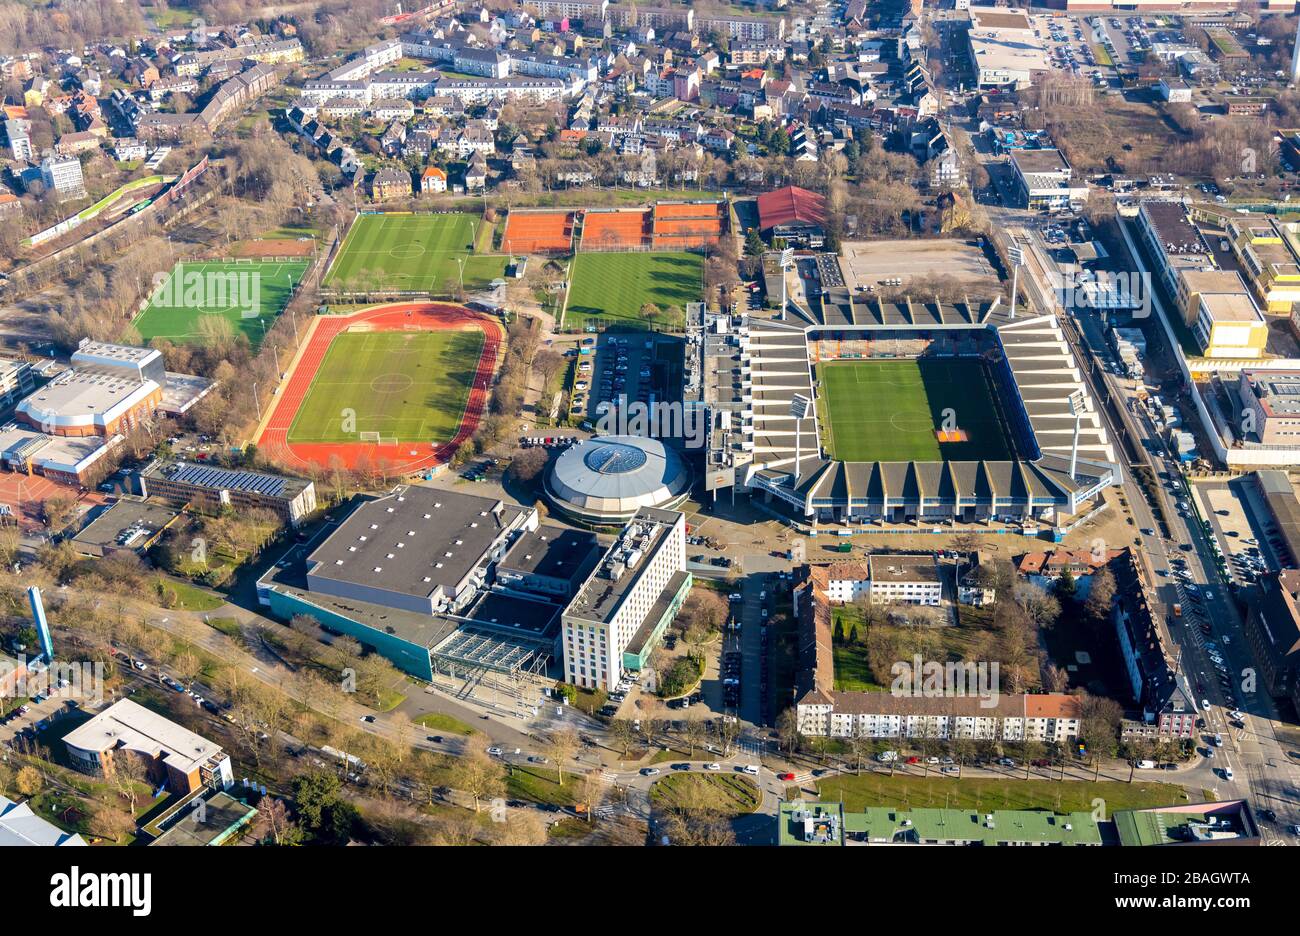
[984,173,1300,839]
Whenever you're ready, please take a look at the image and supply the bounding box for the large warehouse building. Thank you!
[259,486,598,699]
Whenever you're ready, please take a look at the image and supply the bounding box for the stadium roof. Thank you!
[546,436,690,523]
[757,185,827,232]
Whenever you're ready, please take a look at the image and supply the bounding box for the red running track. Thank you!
[256,302,503,475]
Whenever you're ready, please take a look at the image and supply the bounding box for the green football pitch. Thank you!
[564,252,702,329]
[131,260,308,348]
[324,213,507,294]
[816,358,1015,463]
[286,330,485,444]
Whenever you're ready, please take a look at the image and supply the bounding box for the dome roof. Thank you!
[545,435,690,524]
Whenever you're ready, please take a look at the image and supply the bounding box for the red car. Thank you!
[905,756,921,765]
[777,772,795,781]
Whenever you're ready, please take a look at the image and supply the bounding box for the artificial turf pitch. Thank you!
[323,213,507,294]
[286,330,485,445]
[131,260,308,348]
[816,358,1014,463]
[564,251,703,329]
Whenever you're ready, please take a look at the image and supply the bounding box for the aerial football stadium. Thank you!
[699,290,1118,526]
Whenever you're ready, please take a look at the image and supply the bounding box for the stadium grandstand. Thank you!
[502,209,576,255]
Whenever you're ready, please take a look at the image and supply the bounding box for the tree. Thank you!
[88,799,135,845]
[776,708,800,754]
[639,302,660,322]
[682,712,708,757]
[508,446,549,484]
[292,770,358,845]
[493,809,548,845]
[254,796,302,846]
[609,718,638,757]
[545,728,580,785]
[1084,568,1117,624]
[14,766,41,797]
[1054,567,1078,600]
[111,751,150,818]
[452,740,506,813]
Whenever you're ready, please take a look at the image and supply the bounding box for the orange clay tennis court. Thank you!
[580,209,652,249]
[501,210,575,254]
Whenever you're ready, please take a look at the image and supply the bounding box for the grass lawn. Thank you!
[157,577,224,612]
[206,617,243,639]
[548,816,592,840]
[414,712,476,735]
[564,251,702,330]
[132,260,308,349]
[816,773,1188,815]
[832,643,882,692]
[324,212,507,294]
[817,358,1013,463]
[286,329,484,444]
[650,773,761,814]
[506,765,580,807]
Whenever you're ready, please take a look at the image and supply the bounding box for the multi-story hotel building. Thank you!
[561,507,688,691]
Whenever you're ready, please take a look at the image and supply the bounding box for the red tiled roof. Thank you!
[756,185,827,231]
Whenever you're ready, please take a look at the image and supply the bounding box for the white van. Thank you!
[742,764,760,775]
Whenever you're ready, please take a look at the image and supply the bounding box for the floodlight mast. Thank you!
[1068,389,1086,481]
[1008,243,1025,321]
[791,393,811,485]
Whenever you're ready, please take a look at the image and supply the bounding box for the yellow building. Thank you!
[1225,216,1300,314]
[1193,290,1268,359]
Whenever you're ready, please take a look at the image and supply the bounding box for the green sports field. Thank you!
[286,330,485,444]
[817,358,1015,463]
[324,212,507,294]
[564,252,703,330]
[131,260,308,348]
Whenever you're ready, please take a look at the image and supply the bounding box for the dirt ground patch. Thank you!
[229,238,316,258]
[839,239,995,292]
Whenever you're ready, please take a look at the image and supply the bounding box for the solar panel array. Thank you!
[165,462,289,498]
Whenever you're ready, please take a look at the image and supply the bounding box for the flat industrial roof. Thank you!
[1200,291,1263,324]
[72,498,179,550]
[565,507,682,625]
[867,553,940,584]
[498,524,601,582]
[307,486,529,599]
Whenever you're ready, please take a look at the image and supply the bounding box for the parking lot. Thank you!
[1192,477,1282,586]
[573,333,679,426]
